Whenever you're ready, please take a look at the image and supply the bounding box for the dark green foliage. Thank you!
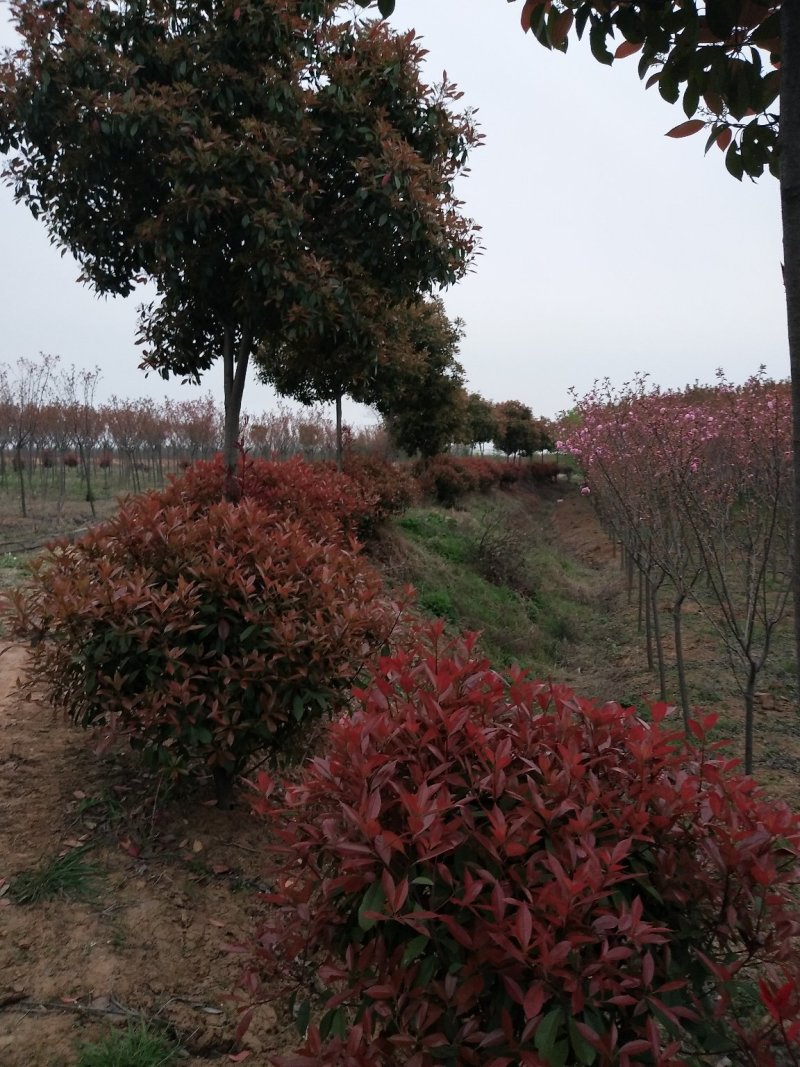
[0,1,479,471]
[515,1,780,181]
[374,299,468,459]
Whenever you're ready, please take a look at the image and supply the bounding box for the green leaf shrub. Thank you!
[244,625,800,1065]
[9,494,402,804]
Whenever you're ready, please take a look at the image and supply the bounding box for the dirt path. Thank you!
[0,645,294,1066]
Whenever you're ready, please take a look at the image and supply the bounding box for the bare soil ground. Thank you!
[1,485,798,1065]
[0,654,297,1065]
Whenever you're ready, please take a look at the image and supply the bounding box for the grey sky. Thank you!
[0,0,787,424]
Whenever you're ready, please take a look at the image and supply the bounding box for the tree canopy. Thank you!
[373,298,467,459]
[256,19,479,460]
[514,1,781,180]
[0,0,479,477]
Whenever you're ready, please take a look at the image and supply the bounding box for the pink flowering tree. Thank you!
[561,373,793,773]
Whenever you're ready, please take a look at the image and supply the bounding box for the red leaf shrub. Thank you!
[415,455,479,507]
[8,494,403,804]
[414,456,560,506]
[245,627,800,1065]
[161,454,382,543]
[342,455,419,534]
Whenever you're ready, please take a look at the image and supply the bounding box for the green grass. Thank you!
[397,510,472,564]
[75,1020,180,1067]
[9,844,104,905]
[75,788,126,826]
[394,498,598,674]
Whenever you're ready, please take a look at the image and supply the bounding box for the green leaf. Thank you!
[614,7,646,45]
[658,72,681,105]
[725,141,744,181]
[550,1041,569,1067]
[295,998,310,1036]
[589,23,614,66]
[682,81,700,120]
[377,0,395,16]
[319,1007,347,1040]
[535,1006,565,1062]
[704,0,738,41]
[357,881,386,931]
[401,934,429,968]
[414,954,437,988]
[575,4,591,40]
[569,1018,597,1065]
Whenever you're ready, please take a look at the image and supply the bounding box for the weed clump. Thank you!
[75,1020,180,1067]
[10,844,102,905]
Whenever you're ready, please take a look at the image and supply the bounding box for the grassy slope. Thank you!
[384,482,800,809]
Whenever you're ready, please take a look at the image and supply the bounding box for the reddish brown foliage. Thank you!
[245,626,800,1065]
[161,454,403,542]
[343,455,419,534]
[416,456,560,507]
[8,493,404,802]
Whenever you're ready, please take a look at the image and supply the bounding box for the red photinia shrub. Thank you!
[342,455,419,534]
[244,626,800,1065]
[526,460,560,484]
[161,453,381,543]
[414,456,560,505]
[8,494,404,805]
[415,455,480,507]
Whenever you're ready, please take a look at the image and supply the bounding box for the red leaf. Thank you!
[716,126,738,150]
[615,40,642,59]
[666,119,706,139]
[234,1008,254,1043]
[549,10,574,48]
[523,983,545,1020]
[520,0,536,32]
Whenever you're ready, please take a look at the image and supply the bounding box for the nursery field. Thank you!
[0,480,799,1065]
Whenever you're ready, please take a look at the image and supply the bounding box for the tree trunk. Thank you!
[15,445,26,518]
[335,393,343,471]
[645,572,654,672]
[672,592,690,730]
[781,3,800,706]
[78,441,95,518]
[222,325,250,501]
[744,663,758,776]
[650,574,667,701]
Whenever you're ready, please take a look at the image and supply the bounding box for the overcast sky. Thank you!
[0,0,786,424]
